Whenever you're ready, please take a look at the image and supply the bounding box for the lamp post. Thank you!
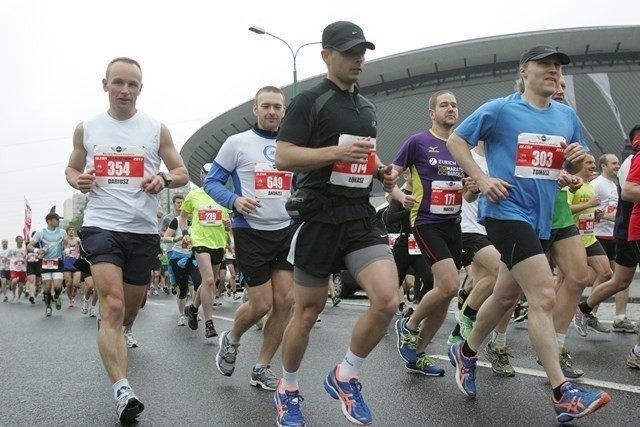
[249,26,321,97]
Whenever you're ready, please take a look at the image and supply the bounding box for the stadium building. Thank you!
[181,25,640,194]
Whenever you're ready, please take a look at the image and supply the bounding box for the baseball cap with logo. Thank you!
[520,45,570,66]
[322,21,375,52]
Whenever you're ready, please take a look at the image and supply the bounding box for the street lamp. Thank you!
[249,26,321,97]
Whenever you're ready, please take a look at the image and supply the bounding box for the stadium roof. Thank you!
[181,25,640,186]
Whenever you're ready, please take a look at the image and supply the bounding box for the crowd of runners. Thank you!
[5,19,640,427]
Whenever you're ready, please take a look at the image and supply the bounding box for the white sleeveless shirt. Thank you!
[82,111,162,234]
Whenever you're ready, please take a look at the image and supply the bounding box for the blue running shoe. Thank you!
[405,353,445,376]
[394,317,418,363]
[274,380,305,427]
[448,342,477,398]
[324,365,372,426]
[553,382,611,423]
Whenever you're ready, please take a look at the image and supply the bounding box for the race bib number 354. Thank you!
[94,145,145,188]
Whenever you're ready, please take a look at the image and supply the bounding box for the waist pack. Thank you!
[285,188,327,221]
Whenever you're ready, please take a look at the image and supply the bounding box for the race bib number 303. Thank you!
[515,133,565,180]
[330,134,376,188]
[94,145,145,188]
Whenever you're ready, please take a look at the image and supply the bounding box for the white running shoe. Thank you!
[124,329,138,348]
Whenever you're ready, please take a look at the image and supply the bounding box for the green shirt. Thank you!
[552,189,575,230]
[181,187,229,249]
[568,182,597,248]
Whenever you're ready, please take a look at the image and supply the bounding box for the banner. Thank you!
[23,197,32,240]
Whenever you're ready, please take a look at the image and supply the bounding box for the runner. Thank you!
[27,213,67,316]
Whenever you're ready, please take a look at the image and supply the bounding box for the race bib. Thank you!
[430,180,463,214]
[407,235,421,255]
[329,134,376,188]
[388,233,422,255]
[27,253,39,262]
[198,207,222,226]
[254,163,293,199]
[42,258,59,270]
[578,213,595,235]
[67,247,79,259]
[515,133,565,180]
[605,203,616,215]
[93,145,145,188]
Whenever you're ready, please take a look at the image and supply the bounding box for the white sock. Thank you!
[338,348,365,380]
[113,379,130,400]
[556,333,566,348]
[615,314,625,321]
[491,331,506,346]
[281,369,298,391]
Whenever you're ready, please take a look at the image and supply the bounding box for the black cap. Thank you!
[520,45,570,66]
[322,21,375,52]
[45,212,62,221]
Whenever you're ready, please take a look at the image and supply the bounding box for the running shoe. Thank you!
[559,346,584,379]
[274,380,305,427]
[216,330,239,376]
[552,382,611,423]
[573,308,589,337]
[45,306,52,317]
[402,307,414,318]
[177,315,185,326]
[457,311,475,340]
[447,331,464,346]
[184,304,198,330]
[405,353,445,376]
[123,329,138,348]
[586,314,610,334]
[332,296,341,307]
[324,365,372,425]
[251,365,278,390]
[483,342,515,377]
[89,306,98,318]
[612,317,636,333]
[115,386,144,423]
[81,298,89,315]
[29,296,35,305]
[170,285,177,295]
[54,297,62,310]
[512,302,528,322]
[394,317,418,363]
[627,348,640,369]
[205,319,218,338]
[69,298,75,308]
[232,292,242,300]
[448,342,477,398]
[3,295,8,302]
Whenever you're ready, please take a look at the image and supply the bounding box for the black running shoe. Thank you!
[184,305,198,330]
[205,319,218,338]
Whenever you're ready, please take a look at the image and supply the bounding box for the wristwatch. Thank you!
[157,172,173,187]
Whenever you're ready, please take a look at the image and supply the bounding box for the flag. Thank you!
[23,197,32,240]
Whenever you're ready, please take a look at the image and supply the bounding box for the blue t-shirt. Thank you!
[453,92,585,239]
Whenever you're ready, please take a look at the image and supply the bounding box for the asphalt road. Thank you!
[0,292,638,426]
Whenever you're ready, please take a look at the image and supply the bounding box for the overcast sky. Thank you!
[1,0,638,239]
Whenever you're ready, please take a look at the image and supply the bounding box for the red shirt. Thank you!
[625,151,640,240]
